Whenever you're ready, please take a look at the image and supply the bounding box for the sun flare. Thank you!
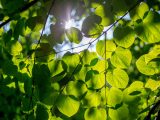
[65,20,73,29]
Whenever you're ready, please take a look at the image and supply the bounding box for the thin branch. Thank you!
[0,0,38,28]
[146,100,160,120]
[29,0,141,60]
[104,32,107,107]
[26,0,56,119]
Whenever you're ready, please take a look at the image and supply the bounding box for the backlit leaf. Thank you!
[111,47,132,68]
[136,55,159,75]
[82,90,101,107]
[145,78,160,91]
[66,80,87,98]
[95,4,114,26]
[66,27,83,43]
[109,104,129,120]
[106,68,129,88]
[84,107,106,120]
[113,26,135,48]
[85,70,105,89]
[82,15,103,38]
[107,87,123,107]
[96,40,116,59]
[56,95,80,117]
[135,11,160,43]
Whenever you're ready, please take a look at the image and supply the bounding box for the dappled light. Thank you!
[1,0,160,120]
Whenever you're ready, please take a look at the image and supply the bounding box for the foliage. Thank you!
[0,0,160,120]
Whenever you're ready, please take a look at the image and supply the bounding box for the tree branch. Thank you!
[146,100,160,120]
[0,0,38,28]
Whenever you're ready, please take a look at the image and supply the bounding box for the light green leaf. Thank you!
[111,47,132,68]
[145,78,160,91]
[74,65,89,81]
[81,50,97,65]
[81,15,103,38]
[7,41,22,56]
[136,55,159,75]
[130,2,149,21]
[107,87,123,107]
[135,11,160,43]
[82,90,101,107]
[85,70,105,89]
[123,81,143,104]
[95,4,114,26]
[92,59,108,73]
[65,27,83,43]
[106,68,129,88]
[100,87,110,105]
[109,104,129,120]
[84,108,106,120]
[96,40,116,59]
[66,80,87,98]
[63,52,80,73]
[56,95,80,117]
[113,26,135,48]
[48,60,64,77]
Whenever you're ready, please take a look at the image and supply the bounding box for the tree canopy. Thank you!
[0,0,160,120]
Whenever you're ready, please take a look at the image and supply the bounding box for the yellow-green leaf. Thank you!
[113,26,135,48]
[84,108,106,120]
[56,95,80,117]
[106,68,129,88]
[111,47,132,68]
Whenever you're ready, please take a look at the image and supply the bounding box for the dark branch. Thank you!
[146,100,160,120]
[0,0,38,28]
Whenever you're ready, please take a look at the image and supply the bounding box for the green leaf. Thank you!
[63,52,80,73]
[129,91,141,95]
[65,27,83,43]
[94,4,114,26]
[130,2,149,21]
[135,11,160,43]
[136,55,159,75]
[84,108,107,120]
[56,95,80,117]
[145,78,160,91]
[109,104,129,120]
[90,58,99,66]
[113,26,135,48]
[36,104,49,120]
[48,60,64,77]
[100,87,110,105]
[32,64,51,101]
[85,70,105,89]
[92,59,108,73]
[107,87,123,107]
[7,41,22,56]
[123,81,143,104]
[111,47,132,69]
[106,68,129,88]
[74,65,89,81]
[111,0,128,16]
[14,18,25,40]
[66,80,87,98]
[2,60,18,75]
[34,43,55,62]
[96,40,116,59]
[82,90,101,107]
[81,50,97,65]
[81,15,103,38]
